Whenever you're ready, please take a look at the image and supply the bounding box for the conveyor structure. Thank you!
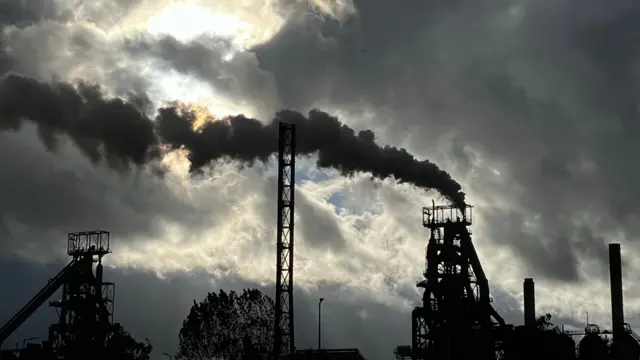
[0,259,79,347]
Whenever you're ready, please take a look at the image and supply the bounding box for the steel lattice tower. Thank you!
[273,122,296,360]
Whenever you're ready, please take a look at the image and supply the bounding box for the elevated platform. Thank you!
[422,204,472,228]
[67,230,110,258]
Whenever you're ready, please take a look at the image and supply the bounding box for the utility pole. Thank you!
[318,297,325,350]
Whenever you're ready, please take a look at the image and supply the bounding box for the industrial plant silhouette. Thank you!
[0,122,637,360]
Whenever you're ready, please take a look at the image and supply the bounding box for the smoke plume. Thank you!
[0,73,159,171]
[0,72,465,206]
[156,105,465,206]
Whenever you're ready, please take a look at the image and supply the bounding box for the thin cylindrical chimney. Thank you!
[609,243,624,335]
[524,278,535,328]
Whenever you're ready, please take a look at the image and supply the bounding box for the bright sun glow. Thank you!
[136,3,260,118]
[146,3,253,48]
[141,66,254,118]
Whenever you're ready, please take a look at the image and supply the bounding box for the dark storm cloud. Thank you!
[0,1,70,26]
[0,125,210,256]
[0,75,250,260]
[0,1,64,74]
[0,1,92,75]
[0,1,156,98]
[0,76,237,257]
[233,0,640,283]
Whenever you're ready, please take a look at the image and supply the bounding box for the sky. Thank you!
[1,0,640,358]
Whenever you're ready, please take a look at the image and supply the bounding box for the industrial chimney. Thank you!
[524,278,535,328]
[609,243,624,336]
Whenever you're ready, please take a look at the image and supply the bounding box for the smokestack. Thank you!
[524,278,535,328]
[609,243,624,336]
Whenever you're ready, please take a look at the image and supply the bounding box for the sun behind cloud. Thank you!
[145,3,252,47]
[168,101,222,132]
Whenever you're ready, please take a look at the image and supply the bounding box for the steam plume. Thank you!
[0,73,465,206]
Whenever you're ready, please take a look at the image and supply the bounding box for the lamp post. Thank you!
[318,297,325,350]
[162,352,173,360]
[585,311,589,326]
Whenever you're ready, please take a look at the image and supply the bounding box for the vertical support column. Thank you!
[523,278,535,328]
[273,122,296,359]
[609,243,624,336]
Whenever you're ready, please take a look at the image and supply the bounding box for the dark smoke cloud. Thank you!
[156,105,465,206]
[0,73,159,171]
[0,72,465,206]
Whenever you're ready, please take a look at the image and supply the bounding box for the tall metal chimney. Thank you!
[524,278,536,328]
[609,243,624,336]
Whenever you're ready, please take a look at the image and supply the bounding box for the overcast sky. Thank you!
[1,0,640,359]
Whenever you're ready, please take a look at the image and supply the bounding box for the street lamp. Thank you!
[162,352,174,360]
[585,311,589,326]
[318,297,325,350]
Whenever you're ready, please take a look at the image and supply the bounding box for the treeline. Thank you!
[175,289,274,360]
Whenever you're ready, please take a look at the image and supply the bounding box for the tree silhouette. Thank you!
[536,313,556,331]
[177,289,274,360]
[105,323,153,360]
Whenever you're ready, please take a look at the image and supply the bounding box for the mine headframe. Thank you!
[412,203,505,360]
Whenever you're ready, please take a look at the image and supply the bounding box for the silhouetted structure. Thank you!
[289,349,366,360]
[611,243,624,339]
[0,342,47,360]
[394,345,411,360]
[578,325,608,360]
[273,122,296,360]
[560,244,640,360]
[503,321,575,360]
[608,244,640,360]
[0,230,118,360]
[523,279,535,329]
[411,203,506,360]
[47,231,116,360]
[270,123,371,360]
[6,123,640,360]
[395,204,640,360]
